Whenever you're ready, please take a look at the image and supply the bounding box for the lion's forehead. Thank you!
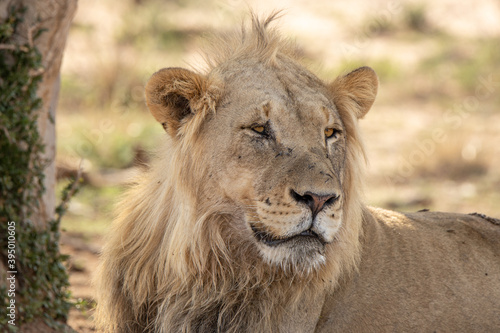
[220,62,333,112]
[221,71,338,129]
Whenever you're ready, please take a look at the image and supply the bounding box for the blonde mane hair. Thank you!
[203,12,298,70]
[95,13,368,332]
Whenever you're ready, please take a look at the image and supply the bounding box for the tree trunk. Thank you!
[0,0,77,331]
[0,0,78,226]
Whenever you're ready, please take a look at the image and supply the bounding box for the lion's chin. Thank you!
[248,222,333,272]
[258,242,327,273]
[253,231,328,273]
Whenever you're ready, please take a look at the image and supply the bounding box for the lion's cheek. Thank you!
[219,169,256,204]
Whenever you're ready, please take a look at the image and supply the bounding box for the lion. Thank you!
[95,13,500,332]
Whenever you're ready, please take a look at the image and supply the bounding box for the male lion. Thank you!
[95,14,500,332]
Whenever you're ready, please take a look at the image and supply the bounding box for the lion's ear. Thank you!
[330,66,378,119]
[145,67,219,137]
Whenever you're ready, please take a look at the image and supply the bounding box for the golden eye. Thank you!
[252,125,266,134]
[325,128,340,139]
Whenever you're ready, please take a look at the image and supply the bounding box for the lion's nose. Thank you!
[290,190,339,219]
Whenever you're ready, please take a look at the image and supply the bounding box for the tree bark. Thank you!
[0,0,77,331]
[0,0,78,226]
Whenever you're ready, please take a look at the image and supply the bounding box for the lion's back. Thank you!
[316,208,500,332]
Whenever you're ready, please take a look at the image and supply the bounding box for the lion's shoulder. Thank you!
[366,207,500,240]
[362,206,500,268]
[316,207,500,332]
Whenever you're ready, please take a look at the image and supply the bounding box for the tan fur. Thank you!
[95,13,500,332]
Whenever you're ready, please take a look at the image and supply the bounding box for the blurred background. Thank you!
[57,0,500,330]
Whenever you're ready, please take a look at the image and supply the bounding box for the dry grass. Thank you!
[414,134,489,181]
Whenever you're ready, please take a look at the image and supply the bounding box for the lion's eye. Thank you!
[252,125,266,134]
[325,128,341,139]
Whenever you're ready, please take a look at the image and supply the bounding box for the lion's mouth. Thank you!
[251,224,326,247]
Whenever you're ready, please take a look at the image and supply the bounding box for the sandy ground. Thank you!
[62,233,101,332]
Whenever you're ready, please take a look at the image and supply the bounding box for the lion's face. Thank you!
[145,60,377,271]
[200,62,346,269]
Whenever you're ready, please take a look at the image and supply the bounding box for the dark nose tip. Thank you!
[290,190,339,219]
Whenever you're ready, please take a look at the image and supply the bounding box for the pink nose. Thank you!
[290,190,339,219]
